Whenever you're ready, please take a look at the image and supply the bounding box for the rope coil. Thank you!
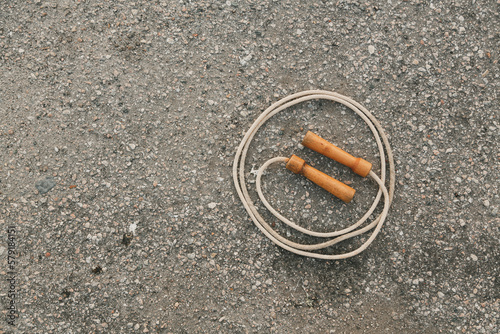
[233,90,395,260]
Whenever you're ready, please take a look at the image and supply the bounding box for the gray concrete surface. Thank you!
[0,0,498,333]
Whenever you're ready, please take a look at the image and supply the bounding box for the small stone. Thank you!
[470,254,478,261]
[240,54,252,66]
[35,177,56,194]
[483,200,490,207]
[208,202,217,209]
[438,292,445,298]
[129,143,136,150]
[368,45,375,54]
[129,223,137,235]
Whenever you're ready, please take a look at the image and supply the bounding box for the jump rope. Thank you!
[233,90,395,260]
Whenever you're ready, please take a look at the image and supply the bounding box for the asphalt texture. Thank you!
[0,1,498,333]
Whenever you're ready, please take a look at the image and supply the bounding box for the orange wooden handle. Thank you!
[286,155,355,203]
[302,131,372,177]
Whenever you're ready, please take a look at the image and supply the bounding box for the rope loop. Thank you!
[233,90,395,259]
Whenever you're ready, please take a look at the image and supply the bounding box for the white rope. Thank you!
[233,90,395,259]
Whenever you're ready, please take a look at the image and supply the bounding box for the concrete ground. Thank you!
[0,0,498,333]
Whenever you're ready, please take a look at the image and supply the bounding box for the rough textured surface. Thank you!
[0,0,498,333]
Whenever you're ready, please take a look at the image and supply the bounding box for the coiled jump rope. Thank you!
[233,90,395,260]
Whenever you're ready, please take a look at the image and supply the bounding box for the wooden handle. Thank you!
[286,155,355,203]
[302,131,372,177]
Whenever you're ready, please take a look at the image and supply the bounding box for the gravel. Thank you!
[0,0,498,333]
